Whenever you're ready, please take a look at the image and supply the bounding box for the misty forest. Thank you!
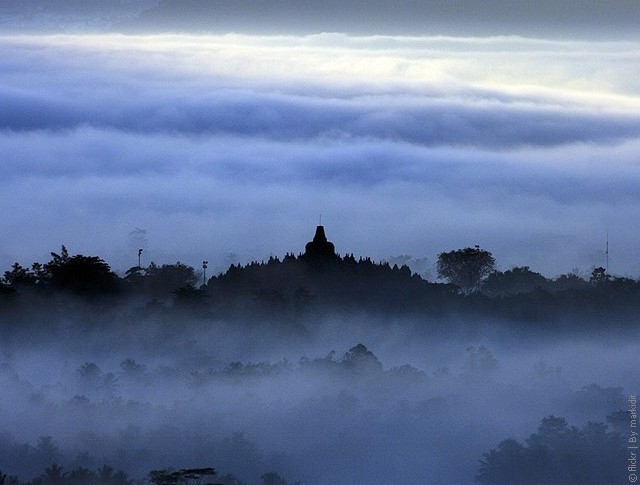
[0,226,637,484]
[2,2,640,484]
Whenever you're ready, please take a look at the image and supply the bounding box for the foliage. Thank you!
[143,263,199,298]
[476,415,627,484]
[44,246,121,295]
[3,264,37,288]
[2,243,640,328]
[148,468,217,485]
[482,266,548,297]
[437,247,496,294]
[589,266,610,286]
[14,464,134,485]
[341,343,383,373]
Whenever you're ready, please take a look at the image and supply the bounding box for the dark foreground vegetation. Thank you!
[1,239,638,330]
[0,465,297,484]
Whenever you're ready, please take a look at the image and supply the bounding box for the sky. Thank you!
[1,3,640,277]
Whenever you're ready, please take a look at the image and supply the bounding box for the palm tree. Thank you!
[40,463,67,484]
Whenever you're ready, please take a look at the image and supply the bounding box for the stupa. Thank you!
[304,225,337,258]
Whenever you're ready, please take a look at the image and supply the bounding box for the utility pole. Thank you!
[202,260,208,286]
[137,248,143,268]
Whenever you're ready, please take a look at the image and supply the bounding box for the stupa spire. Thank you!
[304,224,336,258]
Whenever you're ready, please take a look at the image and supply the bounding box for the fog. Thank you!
[0,308,636,483]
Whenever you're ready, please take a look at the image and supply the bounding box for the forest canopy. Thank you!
[1,242,638,329]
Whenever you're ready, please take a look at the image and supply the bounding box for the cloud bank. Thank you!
[1,34,639,276]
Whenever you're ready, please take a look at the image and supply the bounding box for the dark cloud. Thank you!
[4,1,640,39]
[3,78,640,148]
[133,1,640,39]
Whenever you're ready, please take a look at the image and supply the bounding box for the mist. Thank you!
[1,306,636,483]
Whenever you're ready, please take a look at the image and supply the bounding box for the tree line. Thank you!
[476,413,629,484]
[1,245,638,327]
[0,465,297,485]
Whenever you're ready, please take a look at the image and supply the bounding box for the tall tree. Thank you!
[437,247,495,294]
[44,246,120,295]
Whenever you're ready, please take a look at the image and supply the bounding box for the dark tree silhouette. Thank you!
[123,265,145,287]
[44,246,120,295]
[547,272,588,292]
[476,415,627,484]
[437,247,495,294]
[2,228,640,328]
[143,262,199,298]
[482,266,548,297]
[119,358,146,377]
[341,343,383,373]
[589,266,610,286]
[148,467,217,485]
[38,463,67,485]
[2,263,37,287]
[172,285,209,313]
[66,467,94,485]
[260,472,294,485]
[18,464,134,485]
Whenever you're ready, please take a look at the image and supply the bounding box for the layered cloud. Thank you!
[1,34,639,276]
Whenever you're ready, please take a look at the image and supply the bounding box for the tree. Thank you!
[39,463,67,485]
[144,262,199,297]
[3,263,37,287]
[97,465,132,485]
[341,343,383,373]
[44,246,120,295]
[66,467,95,484]
[261,472,290,485]
[547,272,587,292]
[437,247,495,294]
[589,266,610,286]
[172,285,209,312]
[476,415,627,484]
[482,266,548,297]
[148,468,217,485]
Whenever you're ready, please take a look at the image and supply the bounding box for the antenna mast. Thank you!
[605,230,609,273]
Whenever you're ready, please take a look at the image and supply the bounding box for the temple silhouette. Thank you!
[304,225,337,259]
